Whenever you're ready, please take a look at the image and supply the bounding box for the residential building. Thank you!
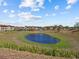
[0,25,14,31]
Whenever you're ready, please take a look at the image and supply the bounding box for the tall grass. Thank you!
[0,41,79,58]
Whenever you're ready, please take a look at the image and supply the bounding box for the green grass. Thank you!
[16,31,70,48]
[0,31,79,58]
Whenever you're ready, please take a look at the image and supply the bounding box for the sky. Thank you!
[0,0,79,26]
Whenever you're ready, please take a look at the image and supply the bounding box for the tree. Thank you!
[74,22,79,29]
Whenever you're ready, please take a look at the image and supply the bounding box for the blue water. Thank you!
[26,33,60,44]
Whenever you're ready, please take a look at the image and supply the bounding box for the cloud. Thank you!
[60,11,69,14]
[75,17,79,20]
[9,10,16,18]
[74,17,79,22]
[8,14,15,18]
[3,9,15,14]
[19,0,45,11]
[37,0,44,8]
[3,2,8,6]
[45,13,56,17]
[31,8,40,11]
[0,21,8,25]
[19,0,34,8]
[49,0,51,2]
[52,13,56,16]
[3,9,8,13]
[65,0,78,10]
[65,5,71,10]
[10,10,15,13]
[18,12,42,20]
[0,0,8,6]
[54,5,59,10]
[67,0,78,5]
[3,9,15,18]
[45,13,50,16]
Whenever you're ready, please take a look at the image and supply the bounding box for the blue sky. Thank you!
[0,0,79,26]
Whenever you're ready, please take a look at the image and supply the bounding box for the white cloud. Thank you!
[45,13,56,17]
[52,13,56,16]
[65,0,78,10]
[3,9,15,14]
[49,0,51,2]
[75,17,79,20]
[0,21,8,25]
[74,17,79,22]
[45,13,50,16]
[60,11,69,14]
[19,0,44,11]
[65,5,71,10]
[3,2,8,6]
[18,12,42,20]
[67,0,78,5]
[8,14,15,18]
[54,5,59,10]
[3,9,8,13]
[31,8,40,11]
[10,10,15,13]
[0,0,8,6]
[36,0,44,8]
[3,9,15,18]
[19,0,34,8]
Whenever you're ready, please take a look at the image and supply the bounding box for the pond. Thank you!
[26,33,60,44]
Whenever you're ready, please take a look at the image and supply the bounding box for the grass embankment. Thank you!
[17,31,70,48]
[0,31,79,58]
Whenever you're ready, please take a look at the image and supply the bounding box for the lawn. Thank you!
[0,31,79,58]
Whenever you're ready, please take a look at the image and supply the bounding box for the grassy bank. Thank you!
[0,31,79,58]
[17,31,70,48]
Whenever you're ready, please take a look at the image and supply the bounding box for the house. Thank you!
[44,26,54,30]
[25,26,42,31]
[0,25,14,31]
[14,26,25,31]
